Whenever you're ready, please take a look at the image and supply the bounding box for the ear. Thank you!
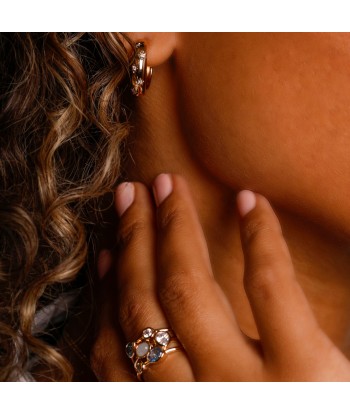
[124,32,176,67]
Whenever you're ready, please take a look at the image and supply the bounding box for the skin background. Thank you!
[121,32,350,356]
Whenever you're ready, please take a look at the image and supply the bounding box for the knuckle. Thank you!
[158,205,187,232]
[158,269,200,311]
[244,266,279,301]
[245,219,270,242]
[118,292,149,333]
[244,218,275,244]
[117,219,147,251]
[251,244,285,269]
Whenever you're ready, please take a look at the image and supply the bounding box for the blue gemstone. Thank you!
[148,347,163,363]
[126,342,134,358]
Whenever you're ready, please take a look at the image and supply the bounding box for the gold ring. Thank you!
[125,327,181,381]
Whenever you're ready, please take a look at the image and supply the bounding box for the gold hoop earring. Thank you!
[131,42,153,97]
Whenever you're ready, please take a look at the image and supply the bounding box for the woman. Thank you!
[1,32,350,381]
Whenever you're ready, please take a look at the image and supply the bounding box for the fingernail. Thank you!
[115,182,135,216]
[236,190,256,217]
[153,174,173,206]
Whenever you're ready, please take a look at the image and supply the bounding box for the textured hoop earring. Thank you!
[131,42,153,96]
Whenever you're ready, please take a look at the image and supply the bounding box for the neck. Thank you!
[121,61,350,357]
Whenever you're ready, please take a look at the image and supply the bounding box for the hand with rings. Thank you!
[91,174,350,381]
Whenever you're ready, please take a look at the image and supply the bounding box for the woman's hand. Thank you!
[91,174,350,381]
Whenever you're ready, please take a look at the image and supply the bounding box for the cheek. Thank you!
[175,33,350,237]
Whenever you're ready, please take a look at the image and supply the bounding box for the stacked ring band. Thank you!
[125,327,181,380]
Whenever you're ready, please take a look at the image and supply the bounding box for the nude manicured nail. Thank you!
[115,182,135,216]
[236,190,256,217]
[153,174,173,206]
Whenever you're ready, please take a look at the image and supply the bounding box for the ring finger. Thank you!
[115,181,194,381]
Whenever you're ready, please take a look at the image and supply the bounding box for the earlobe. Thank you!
[124,32,176,67]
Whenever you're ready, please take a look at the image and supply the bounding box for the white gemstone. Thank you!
[142,328,154,338]
[136,342,149,357]
[155,331,170,346]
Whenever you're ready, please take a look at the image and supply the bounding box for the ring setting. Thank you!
[125,327,180,380]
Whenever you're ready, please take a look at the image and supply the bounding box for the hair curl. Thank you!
[0,32,134,381]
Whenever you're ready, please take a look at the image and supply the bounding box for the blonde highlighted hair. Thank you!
[0,33,133,381]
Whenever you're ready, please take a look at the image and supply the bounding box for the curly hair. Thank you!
[0,32,134,381]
